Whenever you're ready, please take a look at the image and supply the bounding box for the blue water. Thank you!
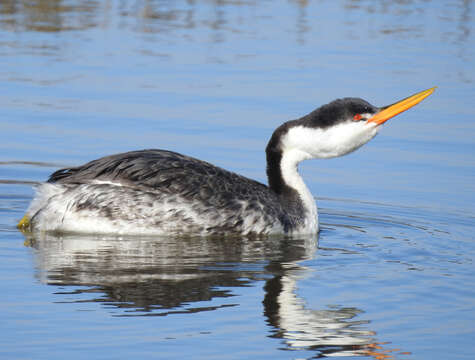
[1,1,474,359]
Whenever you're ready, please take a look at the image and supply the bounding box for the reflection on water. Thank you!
[0,0,472,44]
[0,0,472,88]
[25,232,315,314]
[24,231,406,358]
[0,0,99,32]
[264,256,408,359]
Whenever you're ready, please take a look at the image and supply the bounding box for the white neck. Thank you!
[276,121,380,234]
[280,148,318,234]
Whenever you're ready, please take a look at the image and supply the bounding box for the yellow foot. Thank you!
[17,214,30,230]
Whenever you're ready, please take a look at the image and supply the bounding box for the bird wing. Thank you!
[48,149,272,204]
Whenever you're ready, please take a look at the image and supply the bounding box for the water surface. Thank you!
[1,1,474,359]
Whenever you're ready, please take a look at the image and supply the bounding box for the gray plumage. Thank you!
[41,149,305,235]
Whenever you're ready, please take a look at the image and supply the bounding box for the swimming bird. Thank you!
[18,87,435,236]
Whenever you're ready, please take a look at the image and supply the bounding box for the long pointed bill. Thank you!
[367,87,436,125]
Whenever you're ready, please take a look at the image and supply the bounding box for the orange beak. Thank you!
[367,87,436,125]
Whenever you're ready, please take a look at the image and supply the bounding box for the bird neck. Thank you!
[266,141,318,232]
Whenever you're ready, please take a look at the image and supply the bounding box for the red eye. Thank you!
[353,114,362,121]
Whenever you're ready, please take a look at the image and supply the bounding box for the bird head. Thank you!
[273,87,436,160]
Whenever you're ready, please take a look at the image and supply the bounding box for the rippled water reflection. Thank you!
[23,229,404,358]
[1,1,474,359]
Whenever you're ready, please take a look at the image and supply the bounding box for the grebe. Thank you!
[18,88,435,236]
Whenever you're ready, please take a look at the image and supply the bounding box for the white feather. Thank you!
[280,149,318,234]
[281,120,379,159]
[278,120,379,234]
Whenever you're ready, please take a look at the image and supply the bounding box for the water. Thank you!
[1,1,474,359]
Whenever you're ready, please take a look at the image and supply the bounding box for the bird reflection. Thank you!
[23,232,407,358]
[263,260,402,358]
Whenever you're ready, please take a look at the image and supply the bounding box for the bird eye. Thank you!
[353,114,362,121]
